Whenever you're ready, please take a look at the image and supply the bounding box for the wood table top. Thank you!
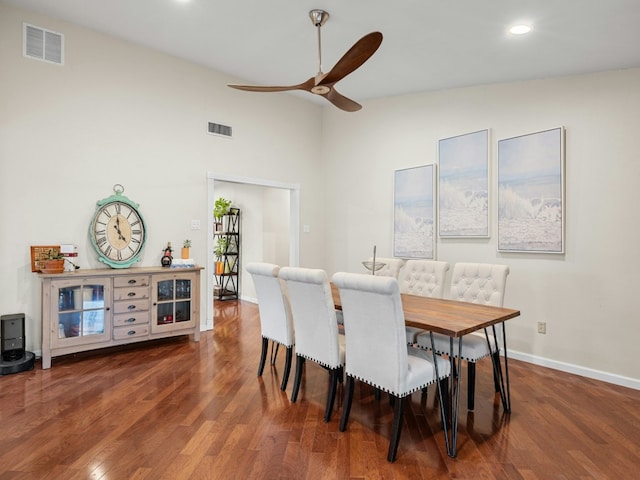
[331,283,520,337]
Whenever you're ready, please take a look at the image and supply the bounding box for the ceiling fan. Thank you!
[228,9,383,112]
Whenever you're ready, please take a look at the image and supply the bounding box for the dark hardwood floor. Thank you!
[0,299,638,479]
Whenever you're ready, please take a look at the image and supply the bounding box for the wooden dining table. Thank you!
[330,283,521,458]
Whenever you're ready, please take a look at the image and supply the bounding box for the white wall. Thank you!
[321,69,640,385]
[263,188,290,267]
[0,4,324,353]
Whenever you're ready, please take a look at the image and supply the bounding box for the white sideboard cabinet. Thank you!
[40,266,202,369]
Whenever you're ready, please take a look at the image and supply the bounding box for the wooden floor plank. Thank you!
[0,299,638,479]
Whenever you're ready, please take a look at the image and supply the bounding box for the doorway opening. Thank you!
[206,173,300,329]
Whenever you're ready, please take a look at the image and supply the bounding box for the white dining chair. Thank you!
[399,259,450,345]
[246,262,295,391]
[366,256,405,278]
[279,267,346,422]
[332,272,450,462]
[415,262,509,410]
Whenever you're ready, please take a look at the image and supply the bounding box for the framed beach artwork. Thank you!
[438,129,489,237]
[393,164,436,259]
[497,127,565,253]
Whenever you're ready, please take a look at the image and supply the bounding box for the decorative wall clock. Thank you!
[89,184,147,268]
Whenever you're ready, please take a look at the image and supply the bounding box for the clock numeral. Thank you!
[132,229,142,236]
[104,246,112,258]
[97,236,107,247]
[95,229,106,235]
[128,246,135,254]
[130,220,140,227]
[131,237,141,244]
[97,220,107,226]
[116,250,123,261]
[103,209,112,218]
[115,203,121,214]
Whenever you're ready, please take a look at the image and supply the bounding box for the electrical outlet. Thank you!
[537,322,547,334]
[191,219,201,230]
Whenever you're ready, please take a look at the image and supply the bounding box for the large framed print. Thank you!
[497,127,565,253]
[394,164,436,259]
[438,129,489,237]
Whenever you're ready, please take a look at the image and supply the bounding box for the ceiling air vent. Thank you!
[23,23,64,65]
[208,122,232,138]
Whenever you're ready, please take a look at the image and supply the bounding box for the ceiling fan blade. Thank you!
[321,88,362,112]
[228,78,315,93]
[319,31,383,86]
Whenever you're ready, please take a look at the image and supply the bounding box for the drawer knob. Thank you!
[128,305,136,310]
[128,279,137,284]
[126,318,135,323]
[127,330,136,336]
[127,292,136,297]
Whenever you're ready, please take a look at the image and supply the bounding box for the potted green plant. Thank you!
[42,249,65,274]
[181,239,192,259]
[213,197,232,231]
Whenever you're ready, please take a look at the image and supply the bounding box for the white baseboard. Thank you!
[240,295,258,304]
[507,349,640,391]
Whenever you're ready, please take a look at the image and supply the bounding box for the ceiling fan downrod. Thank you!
[309,9,330,94]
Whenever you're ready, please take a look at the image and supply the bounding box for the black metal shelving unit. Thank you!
[214,208,240,301]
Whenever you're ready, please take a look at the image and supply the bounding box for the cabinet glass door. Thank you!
[155,278,192,326]
[55,283,108,344]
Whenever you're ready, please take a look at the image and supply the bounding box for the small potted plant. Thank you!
[214,237,228,275]
[213,197,232,232]
[42,249,65,274]
[182,239,192,259]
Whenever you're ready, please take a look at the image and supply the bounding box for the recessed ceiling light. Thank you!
[509,24,532,35]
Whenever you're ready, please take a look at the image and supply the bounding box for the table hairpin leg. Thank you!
[448,336,464,458]
[429,332,451,456]
[484,323,511,413]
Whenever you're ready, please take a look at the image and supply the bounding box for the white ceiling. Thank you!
[5,0,640,106]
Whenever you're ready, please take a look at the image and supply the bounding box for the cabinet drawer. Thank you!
[113,275,150,288]
[113,299,150,315]
[113,311,150,327]
[113,285,149,301]
[113,324,150,341]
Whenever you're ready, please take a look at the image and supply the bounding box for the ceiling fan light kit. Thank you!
[228,9,382,112]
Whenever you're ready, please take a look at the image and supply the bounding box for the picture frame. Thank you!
[438,129,490,237]
[497,127,565,253]
[393,164,436,259]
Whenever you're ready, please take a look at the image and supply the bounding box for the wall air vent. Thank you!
[23,23,64,65]
[208,122,232,138]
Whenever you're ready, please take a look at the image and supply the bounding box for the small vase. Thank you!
[181,247,190,259]
[216,261,224,275]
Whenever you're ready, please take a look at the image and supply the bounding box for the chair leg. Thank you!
[271,342,280,365]
[387,395,405,463]
[281,346,293,391]
[258,337,268,377]
[291,355,305,402]
[325,367,339,422]
[339,376,355,431]
[467,361,476,411]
